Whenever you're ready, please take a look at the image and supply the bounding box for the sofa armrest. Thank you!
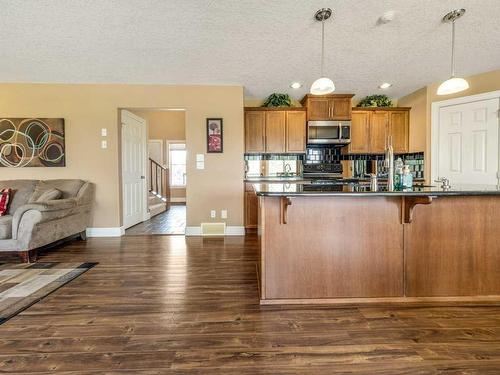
[11,199,78,240]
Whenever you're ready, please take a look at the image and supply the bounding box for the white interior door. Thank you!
[122,110,147,229]
[437,98,499,185]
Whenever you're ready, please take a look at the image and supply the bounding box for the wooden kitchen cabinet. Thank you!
[285,111,307,153]
[346,107,411,154]
[388,110,410,153]
[265,111,286,153]
[349,111,370,153]
[244,108,306,153]
[245,111,265,153]
[244,183,258,232]
[370,111,389,153]
[301,94,354,121]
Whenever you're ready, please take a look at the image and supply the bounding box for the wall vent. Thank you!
[201,222,226,236]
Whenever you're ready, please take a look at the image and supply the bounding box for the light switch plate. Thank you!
[101,140,107,149]
[221,210,227,219]
[196,154,204,162]
[196,161,204,170]
[101,128,107,137]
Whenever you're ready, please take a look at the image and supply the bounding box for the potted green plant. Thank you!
[357,94,393,108]
[262,93,293,108]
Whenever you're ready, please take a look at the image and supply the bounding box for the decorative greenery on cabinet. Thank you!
[357,94,393,108]
[262,93,293,108]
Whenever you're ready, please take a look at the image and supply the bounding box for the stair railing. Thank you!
[149,158,170,211]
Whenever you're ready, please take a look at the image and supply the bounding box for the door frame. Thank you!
[121,109,149,228]
[431,90,500,182]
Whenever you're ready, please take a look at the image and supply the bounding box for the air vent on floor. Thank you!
[201,222,226,236]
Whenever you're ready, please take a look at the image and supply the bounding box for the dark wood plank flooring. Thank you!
[125,204,186,235]
[1,235,500,373]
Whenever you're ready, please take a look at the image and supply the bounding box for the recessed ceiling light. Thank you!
[379,82,392,89]
[379,10,396,24]
[290,82,302,89]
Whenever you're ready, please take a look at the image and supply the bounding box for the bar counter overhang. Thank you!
[254,182,500,305]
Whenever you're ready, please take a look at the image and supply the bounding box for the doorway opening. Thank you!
[121,108,187,235]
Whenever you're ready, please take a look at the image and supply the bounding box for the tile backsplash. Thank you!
[244,149,425,179]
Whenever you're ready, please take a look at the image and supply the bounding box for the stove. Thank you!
[303,162,343,179]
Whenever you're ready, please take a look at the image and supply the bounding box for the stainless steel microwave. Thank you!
[307,121,351,145]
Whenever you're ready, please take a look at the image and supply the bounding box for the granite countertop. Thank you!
[244,176,310,183]
[253,182,500,197]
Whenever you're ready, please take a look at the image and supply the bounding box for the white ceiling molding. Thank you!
[0,0,499,100]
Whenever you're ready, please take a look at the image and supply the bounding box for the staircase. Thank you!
[149,158,170,218]
[149,192,167,217]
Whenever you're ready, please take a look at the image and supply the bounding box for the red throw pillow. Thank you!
[0,188,12,216]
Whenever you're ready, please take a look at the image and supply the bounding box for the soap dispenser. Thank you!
[401,165,413,189]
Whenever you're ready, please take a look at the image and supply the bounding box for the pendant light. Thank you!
[310,8,335,95]
[437,9,469,96]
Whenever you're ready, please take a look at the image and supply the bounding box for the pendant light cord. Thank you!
[321,18,325,77]
[451,19,455,77]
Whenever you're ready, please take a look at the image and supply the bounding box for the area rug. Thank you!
[0,262,97,325]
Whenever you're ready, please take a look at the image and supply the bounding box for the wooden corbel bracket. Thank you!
[280,196,292,224]
[403,196,435,224]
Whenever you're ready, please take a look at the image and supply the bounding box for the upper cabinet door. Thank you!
[388,110,409,153]
[349,111,370,153]
[245,111,265,153]
[306,98,331,120]
[330,98,352,120]
[369,111,389,153]
[286,111,306,153]
[265,111,286,153]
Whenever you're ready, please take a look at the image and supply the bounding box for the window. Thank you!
[168,142,186,187]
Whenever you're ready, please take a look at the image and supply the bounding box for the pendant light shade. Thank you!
[437,77,469,96]
[310,77,336,95]
[437,9,469,96]
[310,8,335,95]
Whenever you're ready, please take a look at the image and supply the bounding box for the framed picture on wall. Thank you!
[206,118,223,153]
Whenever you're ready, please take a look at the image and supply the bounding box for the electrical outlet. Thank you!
[210,210,216,219]
[101,140,107,149]
[101,128,107,137]
[221,210,227,219]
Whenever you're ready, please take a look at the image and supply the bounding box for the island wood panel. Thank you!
[264,111,286,153]
[261,196,404,299]
[405,196,500,297]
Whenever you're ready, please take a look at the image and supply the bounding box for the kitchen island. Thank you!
[254,182,500,305]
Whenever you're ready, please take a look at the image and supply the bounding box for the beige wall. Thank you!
[398,87,427,153]
[130,109,187,200]
[0,84,244,228]
[399,69,500,181]
[132,110,186,142]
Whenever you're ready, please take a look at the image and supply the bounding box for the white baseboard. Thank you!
[170,197,186,203]
[86,227,125,237]
[185,226,245,236]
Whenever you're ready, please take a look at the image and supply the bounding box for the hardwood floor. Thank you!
[1,235,500,373]
[125,204,186,235]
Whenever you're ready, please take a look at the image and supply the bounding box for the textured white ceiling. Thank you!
[0,0,499,100]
